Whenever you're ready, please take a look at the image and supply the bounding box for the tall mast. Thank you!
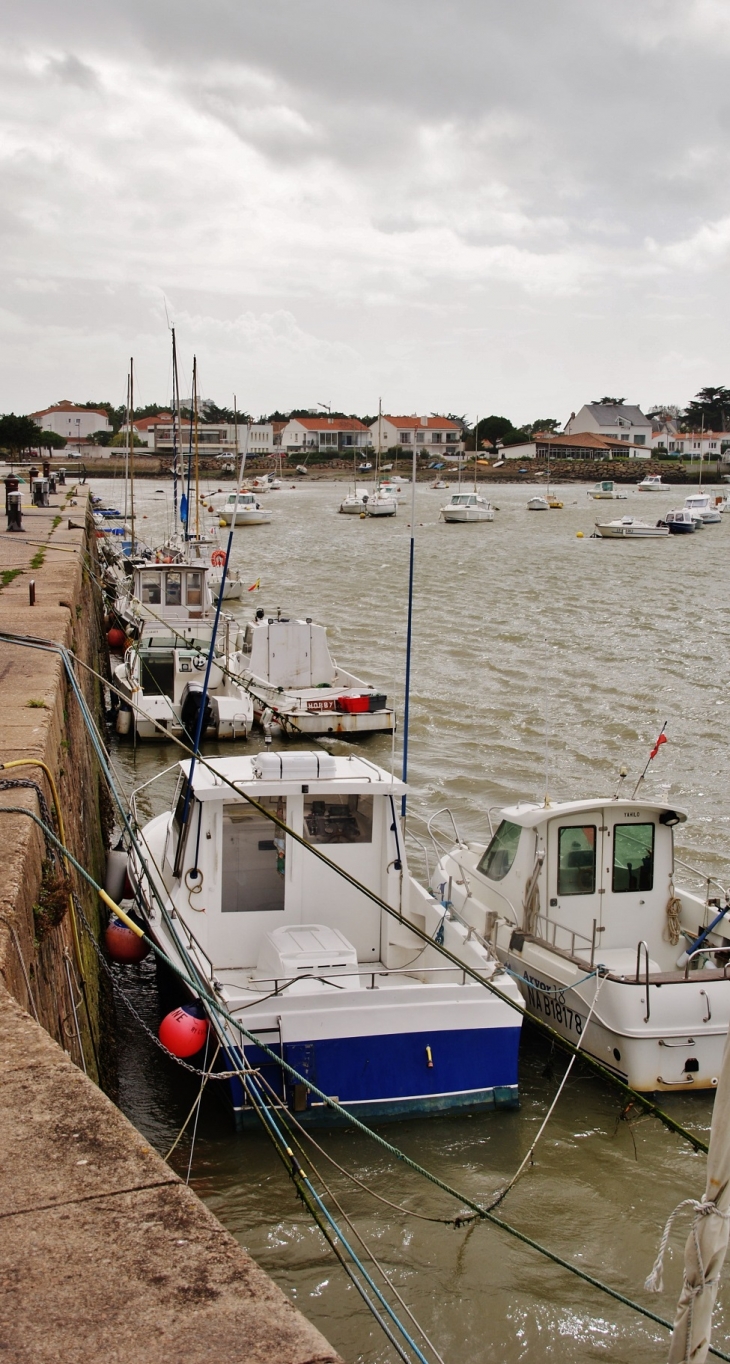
[193,355,200,538]
[401,428,418,819]
[171,328,180,526]
[129,357,135,554]
[473,414,478,491]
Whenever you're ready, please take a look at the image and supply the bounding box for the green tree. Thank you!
[683,387,730,432]
[0,413,43,454]
[39,430,67,452]
[110,431,145,448]
[591,396,625,405]
[524,418,561,438]
[474,415,524,451]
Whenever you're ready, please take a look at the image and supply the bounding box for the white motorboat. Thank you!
[594,517,669,539]
[638,474,670,491]
[440,492,494,523]
[358,461,373,473]
[339,487,371,514]
[234,609,396,736]
[433,794,730,1092]
[218,492,272,526]
[126,750,523,1127]
[684,493,723,525]
[431,479,450,490]
[112,562,253,741]
[587,480,627,500]
[377,479,407,503]
[527,496,549,511]
[663,508,696,535]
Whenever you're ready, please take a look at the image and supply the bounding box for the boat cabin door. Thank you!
[546,815,605,959]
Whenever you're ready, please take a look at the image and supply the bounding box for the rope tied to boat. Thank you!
[665,883,683,946]
[645,1198,730,1295]
[522,849,544,934]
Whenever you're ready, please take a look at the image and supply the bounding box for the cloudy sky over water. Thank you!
[2,0,730,422]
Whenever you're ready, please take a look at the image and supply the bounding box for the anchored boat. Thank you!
[594,517,669,539]
[128,751,523,1126]
[218,492,272,526]
[234,609,396,737]
[637,474,670,492]
[587,480,627,500]
[440,492,494,523]
[433,795,730,1091]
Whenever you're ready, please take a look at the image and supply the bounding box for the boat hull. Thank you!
[441,508,493,522]
[253,702,395,736]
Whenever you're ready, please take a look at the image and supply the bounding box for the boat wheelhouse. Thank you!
[638,474,670,491]
[663,508,696,534]
[440,492,494,523]
[218,492,272,526]
[433,797,730,1091]
[587,481,627,500]
[234,611,396,737]
[128,752,522,1126]
[683,493,722,525]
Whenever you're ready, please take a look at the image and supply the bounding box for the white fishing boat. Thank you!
[234,609,396,737]
[594,517,669,539]
[587,480,627,500]
[440,492,494,523]
[663,508,697,535]
[432,792,730,1091]
[431,479,450,490]
[218,492,272,526]
[637,474,670,492]
[683,493,723,525]
[527,496,549,511]
[113,561,253,741]
[127,750,523,1127]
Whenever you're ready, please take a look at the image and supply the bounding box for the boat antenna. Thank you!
[401,426,418,819]
[184,363,194,539]
[123,372,129,531]
[473,414,478,491]
[171,327,180,526]
[613,765,628,799]
[193,356,200,539]
[129,357,135,555]
[543,634,550,805]
[631,722,668,799]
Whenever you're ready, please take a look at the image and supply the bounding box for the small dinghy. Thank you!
[594,516,669,539]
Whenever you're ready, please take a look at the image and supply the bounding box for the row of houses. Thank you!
[27,398,730,463]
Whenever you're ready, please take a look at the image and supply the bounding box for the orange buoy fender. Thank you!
[211,548,226,566]
[158,1004,209,1057]
[104,916,150,964]
[107,627,126,650]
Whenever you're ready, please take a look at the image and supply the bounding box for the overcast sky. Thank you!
[2,0,730,423]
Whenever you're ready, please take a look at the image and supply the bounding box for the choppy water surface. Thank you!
[95,473,730,1361]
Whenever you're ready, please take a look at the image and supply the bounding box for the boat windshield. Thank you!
[451,495,474,505]
[304,795,373,844]
[477,820,521,880]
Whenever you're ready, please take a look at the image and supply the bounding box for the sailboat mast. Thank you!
[171,328,180,525]
[401,432,418,819]
[474,413,478,490]
[193,356,200,538]
[129,357,135,554]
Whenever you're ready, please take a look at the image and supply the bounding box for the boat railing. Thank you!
[404,828,434,888]
[674,857,730,906]
[532,912,597,967]
[684,945,730,981]
[636,940,650,1021]
[233,962,497,997]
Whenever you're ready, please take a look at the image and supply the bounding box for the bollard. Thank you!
[48,474,57,494]
[57,467,66,485]
[42,461,50,480]
[3,476,19,512]
[29,580,35,606]
[32,478,49,508]
[6,491,23,532]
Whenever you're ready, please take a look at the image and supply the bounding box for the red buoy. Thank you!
[104,916,149,964]
[107,627,126,650]
[158,1004,209,1058]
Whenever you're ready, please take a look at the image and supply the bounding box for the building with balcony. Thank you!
[564,402,652,448]
[369,415,464,455]
[280,417,371,452]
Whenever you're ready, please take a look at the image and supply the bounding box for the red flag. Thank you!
[649,732,667,761]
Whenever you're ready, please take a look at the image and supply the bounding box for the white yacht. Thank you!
[595,517,669,539]
[113,562,253,741]
[433,795,730,1091]
[339,487,371,514]
[683,493,722,525]
[637,474,670,492]
[233,610,396,737]
[440,492,494,523]
[366,487,397,517]
[127,752,523,1127]
[218,492,272,526]
[527,495,549,511]
[587,481,627,500]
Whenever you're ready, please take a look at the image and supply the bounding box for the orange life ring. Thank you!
[211,549,226,566]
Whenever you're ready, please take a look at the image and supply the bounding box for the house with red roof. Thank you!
[280,416,371,452]
[29,401,111,443]
[369,415,464,456]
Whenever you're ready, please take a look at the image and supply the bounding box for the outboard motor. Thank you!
[180,683,213,743]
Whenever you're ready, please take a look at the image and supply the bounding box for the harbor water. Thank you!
[97,473,730,1361]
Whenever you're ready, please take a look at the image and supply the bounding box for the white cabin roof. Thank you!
[497,796,686,829]
[180,751,406,800]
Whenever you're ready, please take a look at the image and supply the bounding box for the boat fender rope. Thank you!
[665,884,683,947]
[645,1197,730,1295]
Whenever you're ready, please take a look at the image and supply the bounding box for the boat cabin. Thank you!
[239,616,337,689]
[161,753,407,976]
[131,563,212,621]
[445,798,687,975]
[447,494,481,507]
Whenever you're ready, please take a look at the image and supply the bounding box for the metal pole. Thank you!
[401,435,417,818]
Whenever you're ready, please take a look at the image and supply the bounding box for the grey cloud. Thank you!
[45,54,99,89]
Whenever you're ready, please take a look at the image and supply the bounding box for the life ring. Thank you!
[211,549,226,566]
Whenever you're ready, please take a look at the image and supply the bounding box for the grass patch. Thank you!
[30,549,45,569]
[0,568,22,590]
[51,515,61,530]
[26,699,47,708]
[33,861,70,943]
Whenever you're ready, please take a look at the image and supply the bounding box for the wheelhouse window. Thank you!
[612,823,654,893]
[186,571,202,606]
[304,794,373,844]
[558,826,596,896]
[477,820,521,881]
[222,798,287,912]
[140,572,162,605]
[165,571,182,606]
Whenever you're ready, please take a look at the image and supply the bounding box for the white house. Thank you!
[280,417,371,452]
[369,415,464,455]
[133,415,233,457]
[564,402,652,449]
[662,431,730,461]
[29,401,111,442]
